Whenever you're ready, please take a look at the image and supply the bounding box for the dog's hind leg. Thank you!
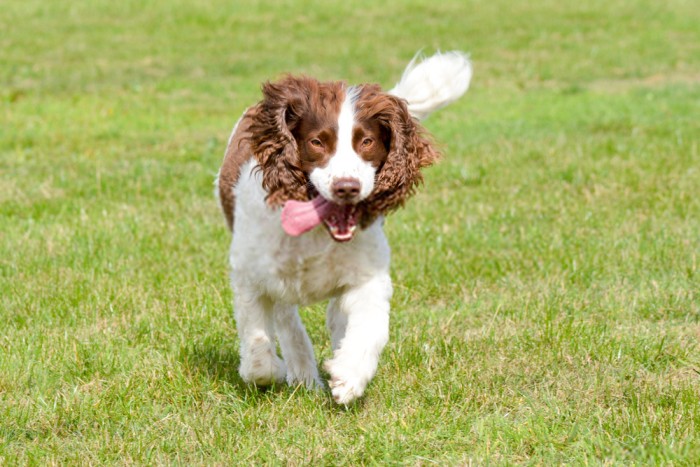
[273,304,322,389]
[326,298,348,352]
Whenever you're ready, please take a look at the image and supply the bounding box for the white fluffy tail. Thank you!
[389,51,472,121]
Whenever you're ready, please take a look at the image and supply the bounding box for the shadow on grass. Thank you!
[178,339,281,398]
[179,340,238,381]
[179,338,368,410]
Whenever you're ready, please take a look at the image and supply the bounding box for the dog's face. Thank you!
[293,88,390,205]
[248,77,438,241]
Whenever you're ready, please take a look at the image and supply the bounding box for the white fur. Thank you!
[309,88,376,202]
[230,159,391,402]
[389,51,472,121]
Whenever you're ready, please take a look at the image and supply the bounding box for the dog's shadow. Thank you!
[178,337,365,411]
[179,339,256,394]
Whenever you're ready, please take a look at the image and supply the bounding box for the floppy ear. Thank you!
[248,76,314,206]
[358,87,439,218]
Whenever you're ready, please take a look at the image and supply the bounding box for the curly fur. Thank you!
[247,76,345,207]
[354,84,440,223]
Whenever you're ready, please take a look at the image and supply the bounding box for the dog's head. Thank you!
[248,76,438,242]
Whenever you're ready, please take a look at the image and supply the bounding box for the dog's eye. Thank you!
[361,137,374,148]
[309,138,324,148]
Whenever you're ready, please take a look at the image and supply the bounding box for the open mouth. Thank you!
[321,203,359,242]
[281,196,361,242]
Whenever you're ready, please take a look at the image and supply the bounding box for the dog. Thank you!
[216,52,472,404]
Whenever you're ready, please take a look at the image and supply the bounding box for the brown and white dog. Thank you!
[217,52,471,404]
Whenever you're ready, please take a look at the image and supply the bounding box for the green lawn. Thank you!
[2,0,699,463]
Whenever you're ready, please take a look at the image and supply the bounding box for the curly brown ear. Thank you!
[247,76,315,206]
[358,87,440,218]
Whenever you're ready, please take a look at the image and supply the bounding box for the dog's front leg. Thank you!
[324,274,392,404]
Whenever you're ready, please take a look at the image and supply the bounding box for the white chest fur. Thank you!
[229,160,390,305]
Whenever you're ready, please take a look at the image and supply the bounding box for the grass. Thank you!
[1,0,699,463]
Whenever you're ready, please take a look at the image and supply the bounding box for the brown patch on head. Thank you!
[352,116,390,168]
[247,76,345,206]
[353,84,440,223]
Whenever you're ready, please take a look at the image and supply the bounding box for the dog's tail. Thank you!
[389,51,472,121]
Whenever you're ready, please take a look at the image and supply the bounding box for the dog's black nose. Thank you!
[332,178,361,201]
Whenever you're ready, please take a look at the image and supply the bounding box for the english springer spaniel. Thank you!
[216,52,472,404]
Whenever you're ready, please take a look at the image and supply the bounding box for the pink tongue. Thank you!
[281,196,332,236]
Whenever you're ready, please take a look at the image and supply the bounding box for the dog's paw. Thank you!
[328,375,364,405]
[239,346,287,386]
[324,360,366,405]
[286,369,324,390]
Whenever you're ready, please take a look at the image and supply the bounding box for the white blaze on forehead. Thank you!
[336,87,357,157]
[309,86,377,202]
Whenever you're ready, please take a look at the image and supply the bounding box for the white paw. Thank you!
[324,360,367,405]
[239,346,287,386]
[286,368,323,390]
[329,376,364,405]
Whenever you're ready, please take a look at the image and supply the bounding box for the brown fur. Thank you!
[218,106,259,230]
[247,76,345,206]
[354,84,439,224]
